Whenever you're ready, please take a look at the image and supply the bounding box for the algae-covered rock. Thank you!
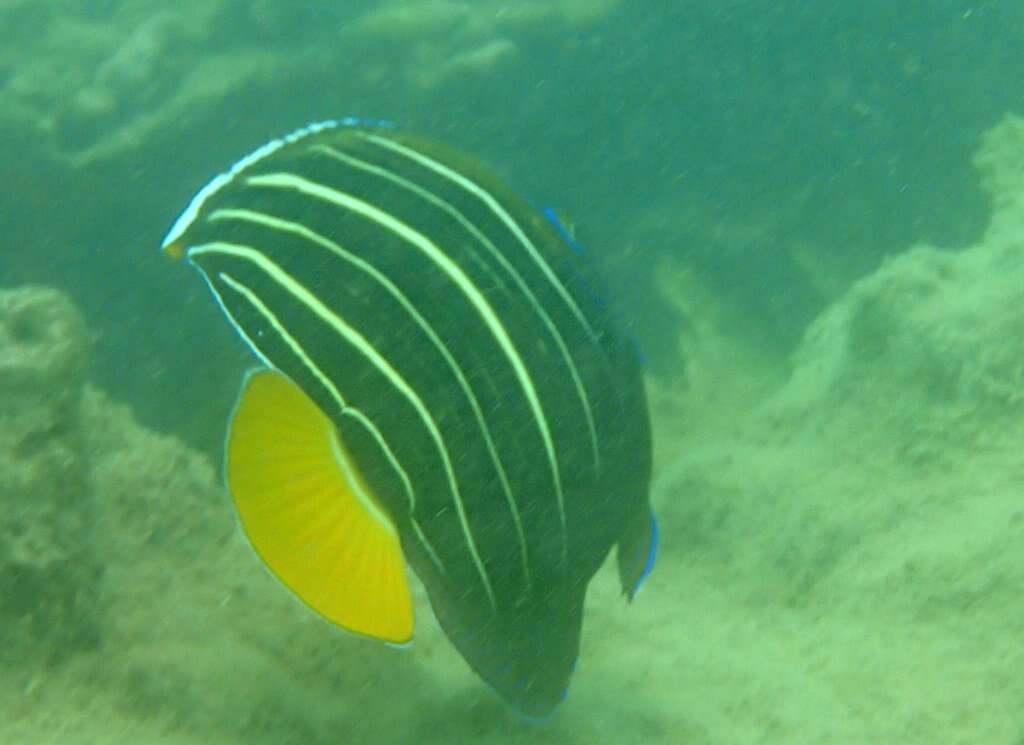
[652,115,1024,610]
[0,0,622,167]
[72,388,444,744]
[340,0,619,90]
[764,114,1024,464]
[973,113,1024,212]
[0,286,100,659]
[0,283,437,741]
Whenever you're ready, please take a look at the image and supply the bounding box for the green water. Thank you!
[2,1,1022,743]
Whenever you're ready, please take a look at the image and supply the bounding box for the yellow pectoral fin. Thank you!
[226,369,413,644]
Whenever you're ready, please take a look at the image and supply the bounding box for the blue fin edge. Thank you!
[629,512,659,600]
[540,207,649,366]
[542,206,587,256]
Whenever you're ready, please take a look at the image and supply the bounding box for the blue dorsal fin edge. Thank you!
[542,206,587,256]
[337,116,397,129]
[541,206,649,367]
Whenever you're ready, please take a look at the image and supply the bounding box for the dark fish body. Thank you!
[162,120,655,716]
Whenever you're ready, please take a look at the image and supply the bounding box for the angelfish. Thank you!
[160,119,657,717]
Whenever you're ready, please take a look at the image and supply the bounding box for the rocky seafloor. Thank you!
[2,101,1023,743]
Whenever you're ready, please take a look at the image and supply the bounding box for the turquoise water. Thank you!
[4,1,1016,447]
[2,2,1023,743]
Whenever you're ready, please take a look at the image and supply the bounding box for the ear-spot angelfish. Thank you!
[160,118,657,718]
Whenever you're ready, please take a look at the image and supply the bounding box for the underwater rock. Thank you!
[973,113,1024,214]
[764,114,1024,464]
[0,0,621,167]
[0,284,425,736]
[72,385,437,743]
[71,11,189,122]
[341,0,618,90]
[416,38,519,90]
[0,0,251,165]
[651,116,1024,601]
[0,286,101,658]
[349,0,620,40]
